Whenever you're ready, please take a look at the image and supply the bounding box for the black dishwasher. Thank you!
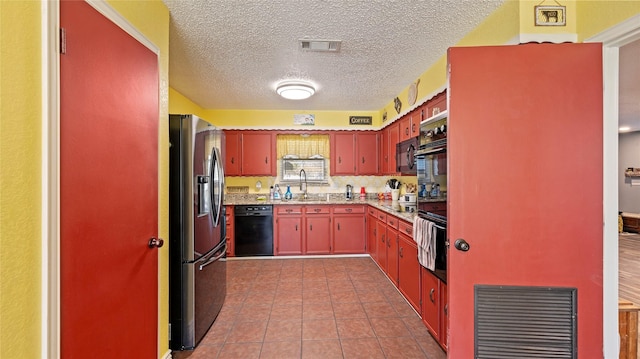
[234,205,274,256]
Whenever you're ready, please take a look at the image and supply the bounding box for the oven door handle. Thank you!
[415,147,446,156]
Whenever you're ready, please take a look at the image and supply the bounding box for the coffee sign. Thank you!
[349,116,372,126]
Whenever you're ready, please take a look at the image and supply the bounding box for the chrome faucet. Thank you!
[299,169,308,200]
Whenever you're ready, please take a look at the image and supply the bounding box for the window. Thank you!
[281,158,326,183]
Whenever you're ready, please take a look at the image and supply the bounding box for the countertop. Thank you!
[224,193,445,223]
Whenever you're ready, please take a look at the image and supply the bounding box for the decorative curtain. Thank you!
[276,134,330,159]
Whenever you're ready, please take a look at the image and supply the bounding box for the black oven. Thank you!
[415,118,447,207]
[396,136,419,175]
[418,211,447,282]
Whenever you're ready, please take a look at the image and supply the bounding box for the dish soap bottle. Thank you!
[284,186,293,200]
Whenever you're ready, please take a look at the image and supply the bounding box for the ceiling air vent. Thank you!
[299,40,341,52]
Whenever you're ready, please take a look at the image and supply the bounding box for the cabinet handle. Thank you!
[373,228,376,235]
[362,157,365,164]
[381,235,385,243]
[399,247,404,258]
[444,303,448,316]
[310,224,313,231]
[429,288,435,303]
[231,157,234,164]
[405,228,411,234]
[286,209,293,213]
[338,156,341,164]
[338,223,341,230]
[295,224,298,231]
[405,127,409,135]
[265,156,268,164]
[346,208,352,213]
[387,239,391,248]
[314,208,321,212]
[411,123,416,133]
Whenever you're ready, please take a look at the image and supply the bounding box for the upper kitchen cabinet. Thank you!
[224,130,276,176]
[399,110,420,142]
[380,122,400,175]
[423,90,447,119]
[331,132,379,175]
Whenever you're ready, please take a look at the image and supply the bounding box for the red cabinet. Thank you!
[367,207,378,260]
[331,132,379,175]
[421,268,441,341]
[424,90,447,119]
[399,111,419,142]
[333,205,366,254]
[440,281,449,351]
[380,122,400,175]
[305,206,331,254]
[241,132,275,175]
[356,132,379,175]
[332,132,357,174]
[375,212,387,268]
[398,221,420,312]
[386,216,399,285]
[225,205,235,256]
[274,206,303,255]
[223,130,275,176]
[224,132,241,176]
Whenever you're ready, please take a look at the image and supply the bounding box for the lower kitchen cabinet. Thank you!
[421,267,441,341]
[333,205,366,254]
[375,214,388,269]
[225,205,234,257]
[386,216,399,285]
[440,281,449,351]
[398,221,420,312]
[367,207,378,260]
[305,206,331,254]
[274,206,303,255]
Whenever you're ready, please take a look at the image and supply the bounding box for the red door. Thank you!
[60,1,159,358]
[448,43,602,357]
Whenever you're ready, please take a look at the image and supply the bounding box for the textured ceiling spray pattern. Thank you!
[164,0,506,111]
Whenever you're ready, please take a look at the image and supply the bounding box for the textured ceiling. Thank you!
[163,0,506,111]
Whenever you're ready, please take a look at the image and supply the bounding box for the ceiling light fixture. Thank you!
[276,81,315,100]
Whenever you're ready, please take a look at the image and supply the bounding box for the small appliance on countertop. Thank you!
[345,184,353,200]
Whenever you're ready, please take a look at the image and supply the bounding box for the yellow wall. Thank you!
[577,0,640,41]
[169,87,209,119]
[203,109,381,129]
[0,1,42,358]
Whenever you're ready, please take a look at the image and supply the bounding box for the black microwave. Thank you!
[396,137,419,174]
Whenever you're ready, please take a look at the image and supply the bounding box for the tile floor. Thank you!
[176,256,447,359]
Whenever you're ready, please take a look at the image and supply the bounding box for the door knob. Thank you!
[454,238,470,252]
[148,237,164,248]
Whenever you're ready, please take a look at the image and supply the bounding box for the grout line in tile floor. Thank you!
[174,256,446,359]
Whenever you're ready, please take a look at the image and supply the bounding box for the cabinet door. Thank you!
[410,111,420,138]
[421,268,440,341]
[305,215,331,254]
[356,132,379,175]
[224,131,241,176]
[333,215,366,254]
[225,205,235,256]
[387,123,400,174]
[332,132,356,175]
[386,226,399,285]
[440,281,448,351]
[375,220,387,268]
[241,132,274,175]
[399,116,411,141]
[379,129,388,175]
[398,233,420,312]
[275,216,303,255]
[367,210,378,259]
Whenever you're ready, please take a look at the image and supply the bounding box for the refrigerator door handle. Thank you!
[198,241,226,271]
[209,147,224,227]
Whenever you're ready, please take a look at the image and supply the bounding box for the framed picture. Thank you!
[535,5,566,26]
[293,114,315,125]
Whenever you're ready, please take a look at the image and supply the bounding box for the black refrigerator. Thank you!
[169,114,226,351]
